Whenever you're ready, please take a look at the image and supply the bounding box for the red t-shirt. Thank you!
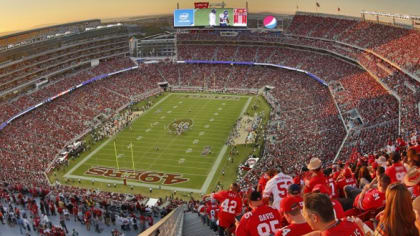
[258,174,271,193]
[337,176,356,194]
[327,177,340,199]
[321,219,365,236]
[236,205,281,236]
[413,145,420,152]
[353,188,385,211]
[331,199,345,219]
[304,171,328,194]
[213,190,243,228]
[207,203,219,221]
[275,222,312,236]
[385,162,407,183]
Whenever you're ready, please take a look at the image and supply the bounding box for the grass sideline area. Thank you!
[49,92,271,200]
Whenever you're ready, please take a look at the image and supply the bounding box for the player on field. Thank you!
[236,191,281,236]
[207,183,243,236]
[219,10,230,27]
[209,9,217,27]
[263,167,293,211]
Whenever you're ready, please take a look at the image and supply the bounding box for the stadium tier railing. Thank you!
[140,205,185,236]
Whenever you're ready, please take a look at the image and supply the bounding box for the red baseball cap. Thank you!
[312,184,331,196]
[280,196,303,214]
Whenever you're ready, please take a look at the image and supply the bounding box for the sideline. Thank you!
[64,93,172,178]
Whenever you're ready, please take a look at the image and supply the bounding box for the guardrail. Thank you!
[140,205,185,236]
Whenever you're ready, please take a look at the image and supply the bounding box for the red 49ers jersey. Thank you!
[236,205,281,236]
[212,190,243,228]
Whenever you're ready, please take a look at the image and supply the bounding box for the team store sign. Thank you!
[85,166,189,185]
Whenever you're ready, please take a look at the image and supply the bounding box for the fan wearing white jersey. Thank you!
[263,170,293,210]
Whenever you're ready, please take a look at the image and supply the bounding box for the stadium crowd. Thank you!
[194,137,420,236]
[0,11,419,235]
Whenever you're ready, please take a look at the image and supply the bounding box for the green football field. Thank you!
[63,93,252,193]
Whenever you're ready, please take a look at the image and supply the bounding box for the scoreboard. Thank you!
[174,8,248,27]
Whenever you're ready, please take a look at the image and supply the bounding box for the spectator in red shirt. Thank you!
[312,184,345,220]
[324,168,340,199]
[207,199,219,232]
[301,193,364,236]
[385,152,407,183]
[276,196,312,236]
[303,158,328,194]
[236,191,281,236]
[337,167,357,197]
[208,183,243,236]
[257,169,277,193]
[353,174,390,211]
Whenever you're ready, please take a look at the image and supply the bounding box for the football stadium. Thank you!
[0,0,419,235]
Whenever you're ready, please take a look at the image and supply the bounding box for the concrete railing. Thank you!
[140,205,185,236]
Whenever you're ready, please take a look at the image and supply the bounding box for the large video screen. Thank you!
[174,8,247,27]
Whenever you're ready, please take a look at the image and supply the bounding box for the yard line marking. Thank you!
[85,156,212,165]
[145,97,211,170]
[200,96,252,193]
[63,93,172,178]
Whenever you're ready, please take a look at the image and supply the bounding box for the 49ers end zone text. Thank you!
[85,166,189,185]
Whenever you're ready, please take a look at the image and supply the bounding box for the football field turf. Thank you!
[64,93,252,193]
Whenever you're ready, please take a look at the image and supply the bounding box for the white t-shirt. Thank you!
[209,12,216,26]
[263,172,293,210]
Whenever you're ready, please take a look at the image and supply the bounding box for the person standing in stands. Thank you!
[301,193,364,235]
[236,191,281,236]
[303,158,328,194]
[207,183,243,236]
[257,169,277,193]
[385,152,407,183]
[263,166,293,211]
[311,184,345,220]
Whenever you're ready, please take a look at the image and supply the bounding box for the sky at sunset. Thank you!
[1,0,419,34]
